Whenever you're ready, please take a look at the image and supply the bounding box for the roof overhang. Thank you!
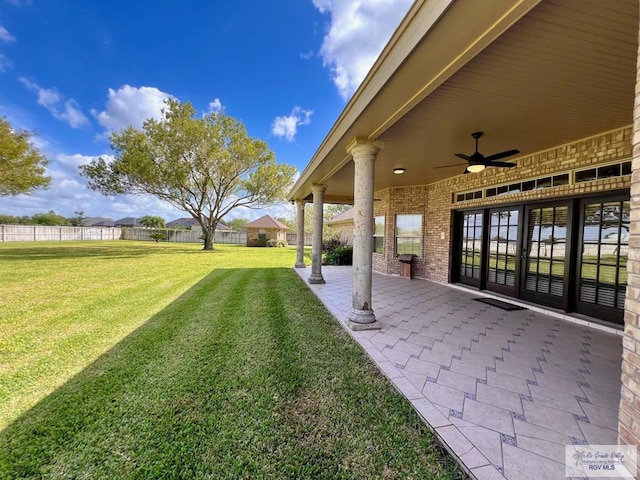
[288,0,637,203]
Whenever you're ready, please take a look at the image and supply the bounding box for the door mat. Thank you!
[474,298,526,311]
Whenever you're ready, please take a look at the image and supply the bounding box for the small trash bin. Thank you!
[398,254,415,278]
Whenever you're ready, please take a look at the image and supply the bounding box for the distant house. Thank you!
[245,215,287,246]
[90,219,115,227]
[326,207,355,245]
[81,217,114,227]
[114,217,140,227]
[166,217,199,230]
[166,217,230,232]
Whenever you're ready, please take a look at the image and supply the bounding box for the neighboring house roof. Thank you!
[82,217,113,227]
[114,217,140,227]
[167,217,199,228]
[166,217,230,231]
[327,207,355,226]
[245,215,288,230]
[91,219,115,227]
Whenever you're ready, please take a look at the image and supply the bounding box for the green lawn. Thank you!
[0,241,459,479]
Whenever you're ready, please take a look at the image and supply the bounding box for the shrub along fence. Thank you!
[0,225,121,242]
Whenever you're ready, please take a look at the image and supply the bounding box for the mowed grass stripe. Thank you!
[1,267,256,478]
[0,242,275,427]
[0,243,459,479]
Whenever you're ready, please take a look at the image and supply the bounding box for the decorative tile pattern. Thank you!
[501,433,517,447]
[512,412,526,421]
[465,392,477,400]
[450,409,463,419]
[573,413,589,423]
[571,436,589,445]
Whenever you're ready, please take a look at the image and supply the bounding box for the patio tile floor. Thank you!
[294,266,624,480]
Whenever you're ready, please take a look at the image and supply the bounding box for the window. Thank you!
[395,214,422,256]
[373,216,385,254]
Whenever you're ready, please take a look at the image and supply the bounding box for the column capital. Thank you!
[311,183,327,194]
[345,137,385,157]
[295,199,306,206]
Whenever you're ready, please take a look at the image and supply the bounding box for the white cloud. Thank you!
[0,53,12,72]
[0,26,15,43]
[271,106,313,142]
[312,0,412,100]
[92,85,175,134]
[0,26,15,73]
[19,77,90,128]
[299,50,314,60]
[208,98,224,113]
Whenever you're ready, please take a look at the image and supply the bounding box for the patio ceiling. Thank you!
[288,0,638,204]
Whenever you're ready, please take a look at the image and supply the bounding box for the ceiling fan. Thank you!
[436,131,519,173]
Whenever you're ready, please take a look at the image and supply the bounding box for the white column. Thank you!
[295,200,306,268]
[347,139,383,330]
[308,184,326,284]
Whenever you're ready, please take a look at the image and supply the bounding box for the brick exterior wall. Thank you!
[245,227,286,246]
[372,126,632,283]
[618,25,640,451]
[327,220,354,245]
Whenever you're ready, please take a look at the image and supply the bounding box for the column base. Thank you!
[294,262,306,268]
[308,274,325,284]
[348,309,380,330]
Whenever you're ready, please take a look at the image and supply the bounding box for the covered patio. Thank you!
[289,0,640,476]
[295,266,623,479]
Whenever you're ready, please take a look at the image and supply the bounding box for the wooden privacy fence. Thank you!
[123,228,246,245]
[0,225,247,244]
[0,225,121,242]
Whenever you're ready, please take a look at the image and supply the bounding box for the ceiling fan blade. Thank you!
[488,161,517,168]
[483,149,520,162]
[454,153,471,161]
[434,162,467,169]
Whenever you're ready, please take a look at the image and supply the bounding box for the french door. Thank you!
[454,192,629,325]
[486,208,521,296]
[458,211,483,288]
[520,203,571,310]
[574,197,629,323]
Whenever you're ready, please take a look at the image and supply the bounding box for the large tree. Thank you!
[139,215,166,228]
[0,117,50,196]
[80,100,297,250]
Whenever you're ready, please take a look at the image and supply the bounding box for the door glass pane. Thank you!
[578,200,628,310]
[459,212,482,280]
[488,209,518,287]
[524,205,567,297]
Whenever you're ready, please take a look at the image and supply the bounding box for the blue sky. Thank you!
[0,0,412,222]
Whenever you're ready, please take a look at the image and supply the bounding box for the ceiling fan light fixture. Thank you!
[393,167,405,175]
[466,164,485,173]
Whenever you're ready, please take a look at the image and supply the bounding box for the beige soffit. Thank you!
[288,0,542,203]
